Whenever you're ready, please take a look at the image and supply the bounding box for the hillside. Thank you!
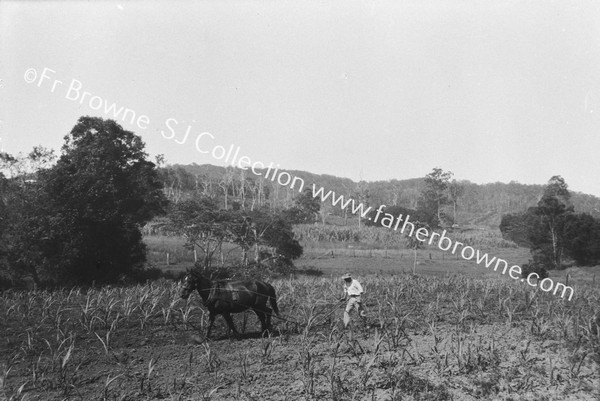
[162,163,600,228]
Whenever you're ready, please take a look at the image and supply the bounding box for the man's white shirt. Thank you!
[344,279,363,296]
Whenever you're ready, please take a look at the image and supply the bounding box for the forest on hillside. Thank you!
[160,163,600,227]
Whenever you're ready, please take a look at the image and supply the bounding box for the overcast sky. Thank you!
[2,0,600,196]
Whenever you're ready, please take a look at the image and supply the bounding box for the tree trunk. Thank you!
[413,248,417,274]
[254,243,260,264]
[551,226,559,268]
[203,248,211,270]
[453,201,457,224]
[241,247,248,267]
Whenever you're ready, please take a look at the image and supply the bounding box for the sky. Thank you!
[2,0,600,196]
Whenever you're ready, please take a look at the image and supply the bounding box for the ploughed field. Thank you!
[1,268,599,400]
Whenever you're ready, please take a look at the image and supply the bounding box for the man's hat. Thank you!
[341,273,352,280]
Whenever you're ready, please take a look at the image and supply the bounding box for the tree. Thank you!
[230,209,303,267]
[417,167,453,228]
[0,150,58,286]
[169,201,303,271]
[35,117,166,284]
[0,173,13,284]
[283,188,320,224]
[448,180,465,225]
[247,176,268,211]
[0,176,47,285]
[354,180,370,228]
[500,208,538,247]
[0,147,56,182]
[532,176,573,269]
[296,188,321,220]
[219,167,235,209]
[168,198,232,269]
[158,166,196,203]
[563,213,600,266]
[502,176,600,268]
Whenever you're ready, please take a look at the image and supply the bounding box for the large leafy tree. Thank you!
[499,207,539,247]
[1,148,57,286]
[168,200,303,270]
[241,209,303,265]
[36,117,166,284]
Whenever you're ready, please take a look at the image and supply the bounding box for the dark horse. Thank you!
[180,270,280,338]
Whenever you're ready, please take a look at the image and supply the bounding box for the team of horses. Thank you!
[180,269,280,338]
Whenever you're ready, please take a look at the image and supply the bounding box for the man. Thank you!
[340,273,367,328]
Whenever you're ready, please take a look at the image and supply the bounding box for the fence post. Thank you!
[166,252,170,266]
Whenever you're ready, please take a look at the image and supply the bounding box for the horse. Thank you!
[180,270,280,338]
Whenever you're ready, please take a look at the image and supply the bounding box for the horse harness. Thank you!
[205,281,240,305]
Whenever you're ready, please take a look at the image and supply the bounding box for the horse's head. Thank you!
[180,271,198,300]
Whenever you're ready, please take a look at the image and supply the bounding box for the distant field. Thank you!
[144,229,531,281]
[143,225,600,308]
[143,229,599,298]
[297,246,529,278]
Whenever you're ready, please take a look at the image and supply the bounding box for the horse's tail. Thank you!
[268,284,280,316]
